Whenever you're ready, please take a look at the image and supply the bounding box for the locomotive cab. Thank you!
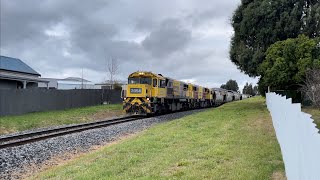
[127,77,152,98]
[123,71,166,115]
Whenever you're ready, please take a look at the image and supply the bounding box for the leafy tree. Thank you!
[243,82,255,95]
[220,84,227,90]
[242,82,249,94]
[259,35,320,91]
[243,83,257,95]
[221,79,239,91]
[230,0,320,77]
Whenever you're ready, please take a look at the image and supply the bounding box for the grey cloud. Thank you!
[0,0,256,87]
[185,1,240,27]
[135,18,157,32]
[141,19,192,58]
[0,0,110,46]
[69,21,118,53]
[1,0,139,71]
[1,2,54,46]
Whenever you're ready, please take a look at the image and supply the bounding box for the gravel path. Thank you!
[0,109,207,179]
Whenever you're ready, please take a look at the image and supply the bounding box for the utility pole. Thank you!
[81,68,84,89]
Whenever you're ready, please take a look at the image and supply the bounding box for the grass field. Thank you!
[303,107,320,129]
[32,97,285,179]
[0,104,122,135]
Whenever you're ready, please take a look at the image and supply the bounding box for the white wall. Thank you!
[57,81,95,89]
[266,93,320,180]
[38,79,58,88]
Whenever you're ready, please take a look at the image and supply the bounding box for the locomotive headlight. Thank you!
[147,97,150,101]
[124,98,126,100]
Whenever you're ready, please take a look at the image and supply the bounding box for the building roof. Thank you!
[0,56,40,76]
[0,73,49,83]
[95,80,127,85]
[39,77,92,83]
[62,77,91,82]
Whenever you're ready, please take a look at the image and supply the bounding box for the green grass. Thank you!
[303,107,320,129]
[0,104,122,135]
[32,97,285,180]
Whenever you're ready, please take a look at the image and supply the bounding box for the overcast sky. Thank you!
[0,0,258,90]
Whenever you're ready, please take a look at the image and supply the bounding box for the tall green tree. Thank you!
[259,35,320,91]
[221,79,239,91]
[242,82,249,94]
[243,83,255,95]
[230,0,320,77]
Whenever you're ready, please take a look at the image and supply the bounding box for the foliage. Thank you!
[230,0,320,77]
[242,83,257,96]
[220,79,239,91]
[33,97,285,179]
[0,104,122,135]
[259,35,320,92]
[242,82,251,94]
[113,81,123,90]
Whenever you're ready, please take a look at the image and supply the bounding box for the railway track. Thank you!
[0,116,142,149]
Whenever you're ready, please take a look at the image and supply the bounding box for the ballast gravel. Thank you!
[0,109,207,179]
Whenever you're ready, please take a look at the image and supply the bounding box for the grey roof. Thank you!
[1,74,49,82]
[40,77,91,82]
[95,80,127,85]
[0,56,40,76]
[39,77,93,82]
[62,77,91,82]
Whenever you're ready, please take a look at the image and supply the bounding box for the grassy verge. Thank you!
[302,107,320,129]
[0,104,122,135]
[33,97,285,179]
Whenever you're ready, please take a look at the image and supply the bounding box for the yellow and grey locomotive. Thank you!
[123,71,248,115]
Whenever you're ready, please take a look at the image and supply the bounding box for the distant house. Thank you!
[0,56,49,89]
[94,80,126,89]
[38,77,95,89]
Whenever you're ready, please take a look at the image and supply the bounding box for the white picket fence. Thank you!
[266,93,320,180]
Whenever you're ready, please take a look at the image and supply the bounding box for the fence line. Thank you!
[266,92,320,180]
[0,89,122,116]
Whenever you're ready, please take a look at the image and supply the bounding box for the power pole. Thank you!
[81,68,84,89]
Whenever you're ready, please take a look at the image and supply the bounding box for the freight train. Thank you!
[122,71,251,115]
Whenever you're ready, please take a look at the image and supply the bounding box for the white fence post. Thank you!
[266,92,320,180]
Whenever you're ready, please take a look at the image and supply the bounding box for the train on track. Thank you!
[122,71,251,116]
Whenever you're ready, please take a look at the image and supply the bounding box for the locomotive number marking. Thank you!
[130,88,142,94]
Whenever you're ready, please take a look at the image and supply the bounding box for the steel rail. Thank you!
[0,116,141,149]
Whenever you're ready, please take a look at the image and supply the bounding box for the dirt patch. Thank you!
[0,127,15,135]
[162,163,187,177]
[245,110,275,135]
[91,110,124,121]
[272,171,286,180]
